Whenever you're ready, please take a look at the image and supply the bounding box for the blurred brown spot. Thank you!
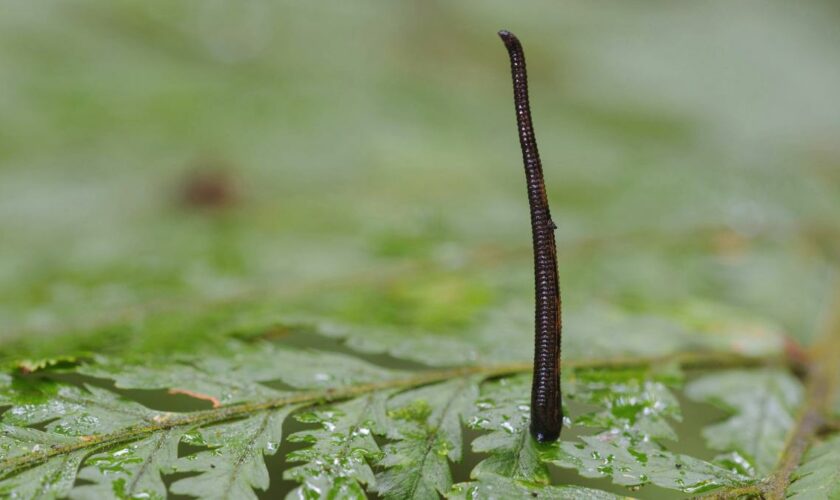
[178,160,239,210]
[784,337,810,369]
[711,228,749,258]
[257,325,293,340]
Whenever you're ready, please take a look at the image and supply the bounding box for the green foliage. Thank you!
[1,0,840,499]
[73,429,183,500]
[544,435,743,494]
[686,369,803,476]
[787,434,840,499]
[0,333,784,499]
[448,473,626,500]
[0,446,85,499]
[544,368,747,494]
[568,366,682,441]
[375,379,479,499]
[285,393,389,499]
[466,375,548,484]
[171,409,295,500]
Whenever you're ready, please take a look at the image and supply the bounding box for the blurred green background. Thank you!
[1,0,839,361]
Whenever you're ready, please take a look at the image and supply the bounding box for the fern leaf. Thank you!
[292,317,489,366]
[0,448,86,500]
[81,341,401,402]
[568,366,681,441]
[787,434,840,499]
[0,341,417,499]
[448,473,627,500]
[70,428,184,500]
[686,369,803,476]
[0,335,814,498]
[542,366,748,493]
[543,433,746,493]
[375,378,480,499]
[466,375,548,484]
[170,407,296,500]
[2,383,159,435]
[284,391,391,499]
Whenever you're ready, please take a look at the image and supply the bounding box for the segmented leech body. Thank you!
[498,30,563,443]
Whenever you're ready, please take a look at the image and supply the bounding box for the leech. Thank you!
[498,30,563,442]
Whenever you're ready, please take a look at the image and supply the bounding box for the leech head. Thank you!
[497,30,518,51]
[498,29,563,443]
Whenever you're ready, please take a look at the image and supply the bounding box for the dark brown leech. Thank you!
[498,30,563,442]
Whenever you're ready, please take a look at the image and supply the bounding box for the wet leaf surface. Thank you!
[1,1,839,498]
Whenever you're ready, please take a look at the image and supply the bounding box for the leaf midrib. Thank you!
[125,428,171,497]
[0,362,529,478]
[404,378,472,499]
[221,412,273,498]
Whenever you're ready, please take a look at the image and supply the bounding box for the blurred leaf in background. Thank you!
[1,0,838,356]
[0,1,839,499]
